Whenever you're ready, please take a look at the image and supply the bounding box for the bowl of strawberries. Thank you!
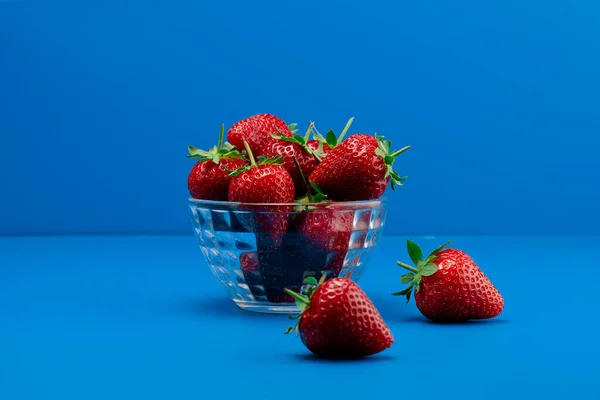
[187,114,410,313]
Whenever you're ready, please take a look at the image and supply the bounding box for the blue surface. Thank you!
[1,235,598,399]
[2,1,600,235]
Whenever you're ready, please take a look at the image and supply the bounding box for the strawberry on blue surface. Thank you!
[285,276,394,359]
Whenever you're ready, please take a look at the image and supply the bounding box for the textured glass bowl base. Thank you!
[233,300,302,314]
[190,198,387,314]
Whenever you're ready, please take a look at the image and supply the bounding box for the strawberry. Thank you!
[307,117,355,159]
[306,139,329,158]
[286,161,353,277]
[285,276,394,359]
[186,124,247,200]
[227,141,295,237]
[226,113,293,156]
[393,240,505,322]
[295,208,352,276]
[261,122,323,195]
[240,252,259,275]
[239,251,264,298]
[293,186,354,276]
[309,134,410,201]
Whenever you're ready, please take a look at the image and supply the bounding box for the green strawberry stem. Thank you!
[285,290,309,309]
[217,124,224,150]
[293,157,311,196]
[228,141,282,177]
[292,157,327,204]
[336,116,354,144]
[392,240,452,304]
[312,117,354,148]
[303,121,314,142]
[397,261,418,273]
[390,145,410,158]
[243,140,257,167]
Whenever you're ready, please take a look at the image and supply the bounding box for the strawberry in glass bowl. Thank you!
[187,114,409,313]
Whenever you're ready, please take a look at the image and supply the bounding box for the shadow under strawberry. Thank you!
[398,315,511,325]
[291,353,397,362]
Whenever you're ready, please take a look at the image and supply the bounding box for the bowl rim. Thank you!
[187,197,388,207]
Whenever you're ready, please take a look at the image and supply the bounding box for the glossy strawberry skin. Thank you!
[294,207,354,275]
[227,114,293,156]
[228,164,295,235]
[261,140,319,195]
[187,157,247,201]
[309,134,389,201]
[415,249,504,322]
[298,278,394,358]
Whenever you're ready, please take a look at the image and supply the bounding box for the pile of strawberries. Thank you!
[187,113,410,205]
[187,113,410,301]
[186,113,505,360]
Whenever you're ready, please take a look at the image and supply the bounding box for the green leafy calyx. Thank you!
[284,274,327,335]
[187,124,246,164]
[227,141,283,177]
[312,117,354,149]
[391,240,452,304]
[270,125,325,162]
[373,134,410,190]
[288,122,299,134]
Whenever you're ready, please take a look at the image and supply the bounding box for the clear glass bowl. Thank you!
[189,198,388,313]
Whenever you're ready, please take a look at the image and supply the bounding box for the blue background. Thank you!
[2,3,600,399]
[2,235,599,399]
[2,0,599,236]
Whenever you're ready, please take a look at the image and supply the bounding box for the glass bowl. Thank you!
[189,197,388,313]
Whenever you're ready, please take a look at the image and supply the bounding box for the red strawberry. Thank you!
[306,139,330,158]
[294,204,354,276]
[393,240,505,322]
[260,141,319,195]
[240,252,259,275]
[187,125,247,200]
[261,121,333,195]
[289,163,353,277]
[308,117,355,159]
[227,113,293,156]
[309,134,410,201]
[285,276,394,358]
[227,141,295,237]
